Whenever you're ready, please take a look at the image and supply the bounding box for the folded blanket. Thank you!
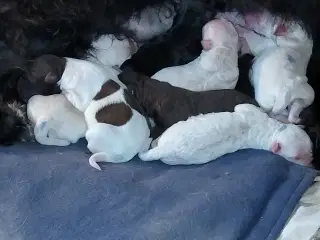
[0,142,317,240]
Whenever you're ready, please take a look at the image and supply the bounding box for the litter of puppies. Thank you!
[4,14,317,170]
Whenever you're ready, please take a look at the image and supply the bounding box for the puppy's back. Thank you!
[191,89,259,114]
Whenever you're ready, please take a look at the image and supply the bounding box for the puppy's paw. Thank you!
[288,115,301,124]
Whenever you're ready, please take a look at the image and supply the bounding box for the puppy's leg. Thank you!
[139,146,164,161]
[272,91,290,115]
[288,99,305,123]
[151,137,160,148]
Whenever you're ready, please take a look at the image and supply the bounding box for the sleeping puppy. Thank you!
[250,46,314,124]
[27,94,87,146]
[139,103,313,167]
[151,18,240,91]
[118,67,259,137]
[85,80,151,170]
[18,35,138,104]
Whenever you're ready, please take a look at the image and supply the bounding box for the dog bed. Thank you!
[0,142,317,240]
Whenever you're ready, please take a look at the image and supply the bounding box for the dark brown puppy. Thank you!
[118,67,259,137]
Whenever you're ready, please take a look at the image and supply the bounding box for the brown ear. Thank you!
[271,142,282,153]
[201,40,213,51]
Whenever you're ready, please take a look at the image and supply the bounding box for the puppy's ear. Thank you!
[271,142,282,153]
[201,40,213,51]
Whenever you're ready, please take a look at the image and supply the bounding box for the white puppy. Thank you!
[250,46,314,123]
[218,11,314,123]
[151,19,240,91]
[139,104,313,166]
[27,94,87,146]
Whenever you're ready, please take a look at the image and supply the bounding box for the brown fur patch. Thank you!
[95,103,132,126]
[94,80,120,100]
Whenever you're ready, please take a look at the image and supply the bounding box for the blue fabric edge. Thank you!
[266,170,319,240]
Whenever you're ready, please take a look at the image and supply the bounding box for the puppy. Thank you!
[27,94,87,146]
[84,80,151,170]
[250,46,314,123]
[118,68,259,137]
[18,35,138,103]
[139,103,313,166]
[151,19,240,91]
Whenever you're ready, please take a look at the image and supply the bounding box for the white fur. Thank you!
[217,11,277,56]
[27,94,87,146]
[250,46,314,123]
[84,87,151,170]
[123,3,175,41]
[87,35,138,67]
[151,19,239,91]
[139,104,313,166]
[58,58,126,111]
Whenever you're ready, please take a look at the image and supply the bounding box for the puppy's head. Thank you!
[271,124,313,166]
[201,19,239,51]
[17,54,65,102]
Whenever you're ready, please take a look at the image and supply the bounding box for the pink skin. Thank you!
[201,19,239,52]
[271,142,313,166]
[201,39,212,51]
[244,13,262,28]
[274,24,288,36]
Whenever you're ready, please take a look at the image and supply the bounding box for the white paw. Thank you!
[288,115,301,124]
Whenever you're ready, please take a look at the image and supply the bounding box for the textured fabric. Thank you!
[278,177,320,240]
[0,142,317,240]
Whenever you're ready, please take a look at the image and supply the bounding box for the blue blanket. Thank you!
[0,142,317,240]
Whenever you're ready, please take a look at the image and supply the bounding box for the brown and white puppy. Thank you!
[118,67,259,138]
[84,79,151,170]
